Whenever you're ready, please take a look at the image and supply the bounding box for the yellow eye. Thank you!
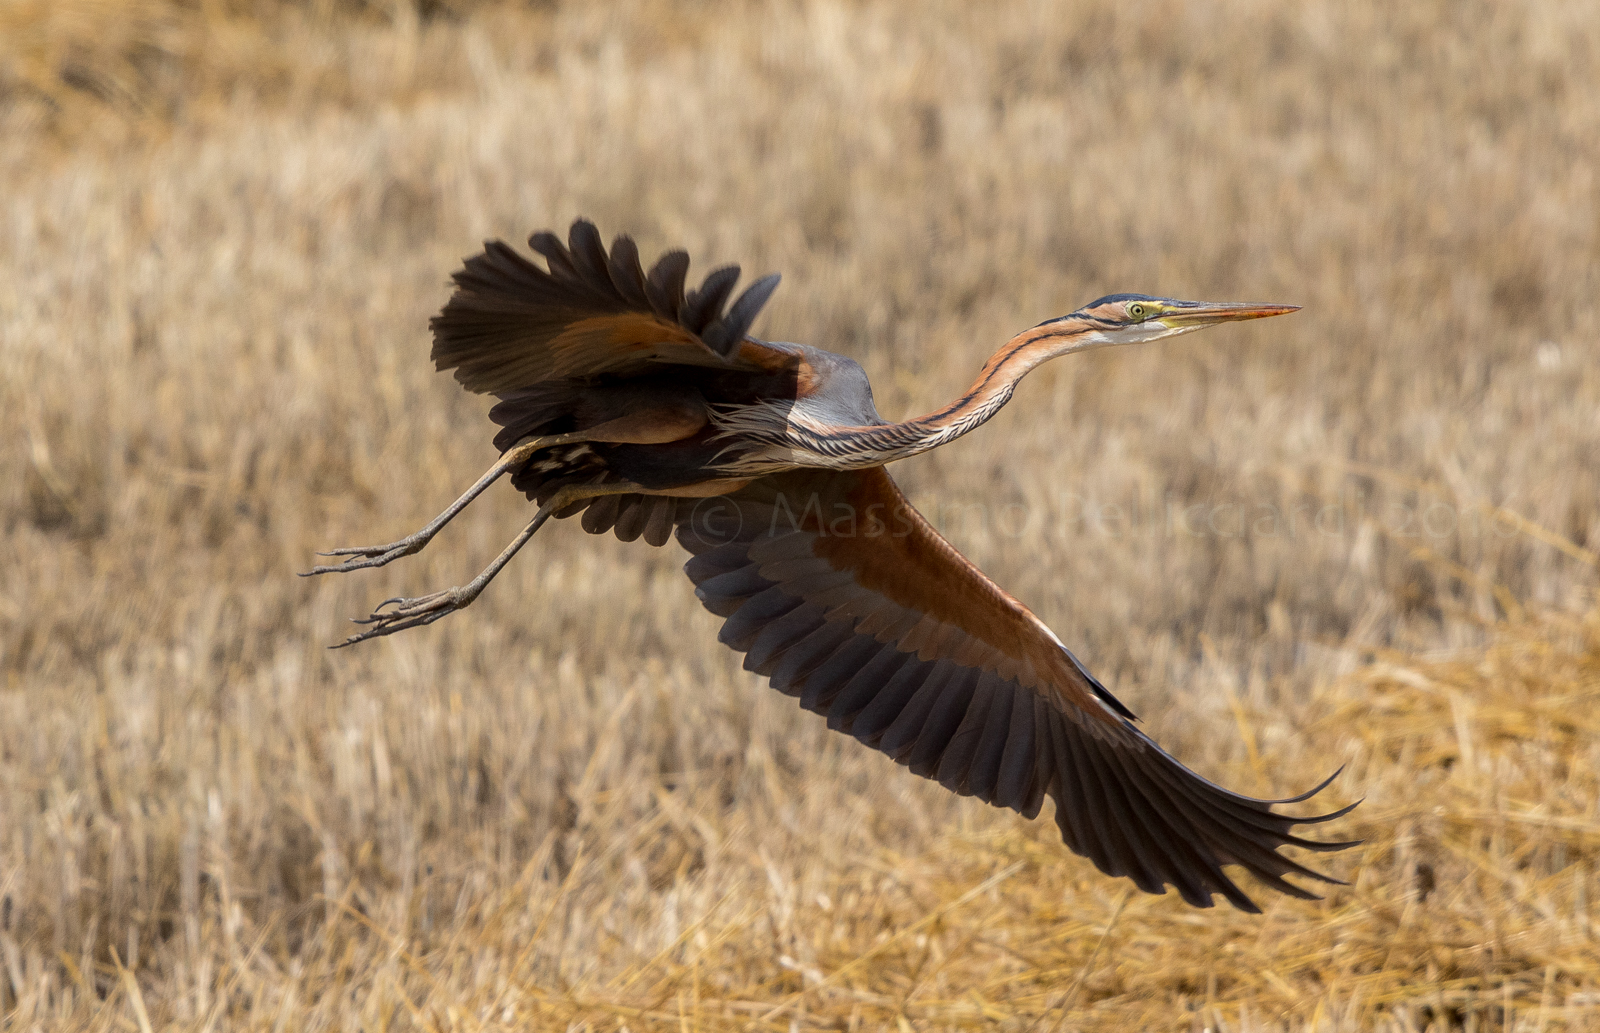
[1127,302,1148,320]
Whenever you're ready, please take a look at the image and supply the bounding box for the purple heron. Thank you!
[307,219,1355,911]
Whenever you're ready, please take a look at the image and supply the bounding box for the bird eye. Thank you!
[1126,302,1147,320]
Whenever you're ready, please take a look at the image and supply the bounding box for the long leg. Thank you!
[302,432,593,577]
[332,480,644,648]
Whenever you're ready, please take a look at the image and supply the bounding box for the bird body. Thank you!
[309,219,1354,911]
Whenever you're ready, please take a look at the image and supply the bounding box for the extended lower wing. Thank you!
[676,466,1356,911]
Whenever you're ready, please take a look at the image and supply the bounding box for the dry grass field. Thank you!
[3,0,1600,1028]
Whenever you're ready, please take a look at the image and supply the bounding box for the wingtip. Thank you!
[1297,797,1364,825]
[1269,764,1351,806]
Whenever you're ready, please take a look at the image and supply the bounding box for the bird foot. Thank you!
[301,533,431,576]
[333,587,474,647]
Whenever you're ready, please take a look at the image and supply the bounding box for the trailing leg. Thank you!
[302,432,592,577]
[332,481,644,647]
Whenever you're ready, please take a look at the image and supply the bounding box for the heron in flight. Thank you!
[308,219,1355,911]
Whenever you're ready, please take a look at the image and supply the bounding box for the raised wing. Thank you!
[677,467,1355,911]
[431,219,788,394]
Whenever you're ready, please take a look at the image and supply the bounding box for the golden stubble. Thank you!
[1,0,1598,1028]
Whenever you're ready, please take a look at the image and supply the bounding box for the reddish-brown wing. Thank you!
[430,219,790,394]
[677,467,1355,911]
[429,220,795,546]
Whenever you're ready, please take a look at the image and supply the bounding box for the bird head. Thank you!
[1036,293,1300,353]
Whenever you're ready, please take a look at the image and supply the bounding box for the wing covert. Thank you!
[676,467,1355,911]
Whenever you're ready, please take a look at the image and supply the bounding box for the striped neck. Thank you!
[904,326,1060,439]
[779,325,1068,469]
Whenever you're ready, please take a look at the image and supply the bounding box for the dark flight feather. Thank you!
[431,218,785,395]
[669,466,1353,910]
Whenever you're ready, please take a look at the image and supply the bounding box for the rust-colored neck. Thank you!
[908,324,1071,432]
[714,320,1095,474]
[791,321,1090,468]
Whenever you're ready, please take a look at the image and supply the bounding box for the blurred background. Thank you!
[2,0,1597,1028]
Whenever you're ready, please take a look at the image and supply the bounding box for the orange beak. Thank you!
[1155,302,1301,328]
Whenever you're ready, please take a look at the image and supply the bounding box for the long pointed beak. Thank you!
[1156,302,1300,328]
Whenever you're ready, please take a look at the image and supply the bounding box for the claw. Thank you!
[331,588,472,648]
[301,541,424,577]
[320,476,587,649]
[348,598,406,624]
